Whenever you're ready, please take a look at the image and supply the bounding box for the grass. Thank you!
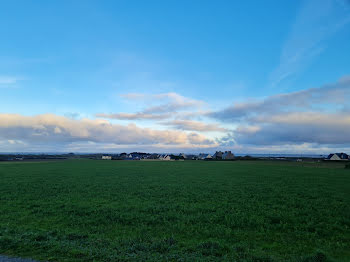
[0,160,349,261]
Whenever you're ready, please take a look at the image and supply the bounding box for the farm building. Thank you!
[212,151,223,159]
[119,153,133,160]
[148,154,159,159]
[198,154,212,160]
[101,156,112,160]
[222,151,235,160]
[159,154,171,161]
[327,153,349,161]
[186,154,198,160]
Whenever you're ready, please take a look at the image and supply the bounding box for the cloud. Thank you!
[143,93,205,113]
[122,92,205,114]
[98,92,206,121]
[62,141,217,154]
[270,0,350,86]
[214,141,350,155]
[0,76,19,87]
[234,112,350,145]
[119,93,149,100]
[211,76,350,148]
[211,75,350,121]
[96,113,171,120]
[161,120,228,132]
[0,114,217,151]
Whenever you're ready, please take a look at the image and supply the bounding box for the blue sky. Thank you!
[0,0,350,153]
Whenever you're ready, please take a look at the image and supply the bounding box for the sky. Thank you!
[0,0,350,154]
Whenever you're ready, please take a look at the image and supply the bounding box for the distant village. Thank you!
[100,152,350,161]
[1,151,349,162]
[101,151,235,161]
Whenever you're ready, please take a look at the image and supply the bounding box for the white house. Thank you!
[159,154,171,161]
[327,153,349,161]
[212,151,223,159]
[198,153,212,160]
[101,155,112,160]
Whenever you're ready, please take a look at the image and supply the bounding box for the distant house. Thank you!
[198,154,205,160]
[101,155,112,160]
[148,154,159,159]
[130,152,149,160]
[198,153,212,160]
[164,155,171,161]
[179,153,187,159]
[327,153,349,161]
[222,151,235,160]
[130,153,141,160]
[159,154,171,161]
[120,154,134,160]
[186,154,198,160]
[212,151,223,160]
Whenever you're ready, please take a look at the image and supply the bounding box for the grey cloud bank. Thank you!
[1,76,350,153]
[211,76,350,121]
[211,76,350,149]
[235,113,350,145]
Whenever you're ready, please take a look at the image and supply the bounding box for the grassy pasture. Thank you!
[0,160,349,261]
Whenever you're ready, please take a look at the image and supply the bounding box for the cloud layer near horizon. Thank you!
[1,76,350,153]
[0,114,217,152]
[211,76,350,148]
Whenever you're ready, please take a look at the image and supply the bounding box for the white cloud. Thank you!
[211,75,350,121]
[98,92,206,121]
[123,92,205,114]
[96,113,171,120]
[0,114,217,152]
[119,93,149,100]
[270,0,350,86]
[161,120,228,132]
[0,76,18,87]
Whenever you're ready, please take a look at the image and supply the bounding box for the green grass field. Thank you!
[0,160,349,261]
